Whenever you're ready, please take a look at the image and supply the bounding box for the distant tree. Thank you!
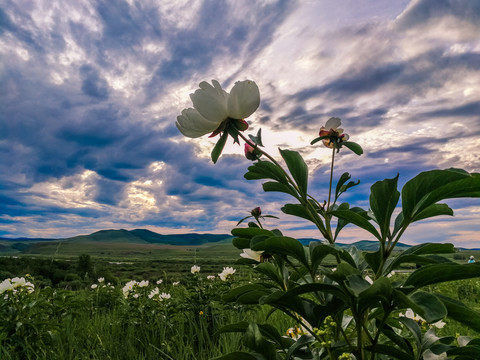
[77,254,94,280]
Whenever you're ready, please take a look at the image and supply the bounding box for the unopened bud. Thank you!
[244,141,262,161]
[251,207,261,218]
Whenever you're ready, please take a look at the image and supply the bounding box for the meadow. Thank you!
[1,243,480,359]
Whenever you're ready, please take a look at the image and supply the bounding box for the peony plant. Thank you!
[177,80,480,360]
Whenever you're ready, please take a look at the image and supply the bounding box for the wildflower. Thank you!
[218,267,236,281]
[133,293,140,299]
[400,308,446,329]
[148,287,159,299]
[159,292,171,300]
[176,80,260,138]
[172,281,180,286]
[318,117,349,148]
[207,275,215,280]
[122,280,138,297]
[91,284,98,289]
[199,311,204,315]
[0,279,13,294]
[191,265,201,274]
[240,248,263,262]
[138,280,149,287]
[156,279,163,285]
[98,277,105,283]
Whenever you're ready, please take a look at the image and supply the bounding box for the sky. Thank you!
[1,0,479,248]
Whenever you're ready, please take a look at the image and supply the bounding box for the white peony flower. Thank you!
[98,277,105,283]
[148,287,159,299]
[191,265,201,274]
[138,280,149,287]
[318,117,349,148]
[218,267,236,281]
[172,281,180,286]
[156,279,163,285]
[240,248,263,262]
[159,292,171,300]
[207,275,216,280]
[176,80,260,138]
[0,279,13,294]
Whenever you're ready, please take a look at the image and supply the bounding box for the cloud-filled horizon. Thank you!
[1,0,479,247]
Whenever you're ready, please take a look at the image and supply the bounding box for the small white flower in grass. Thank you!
[172,281,180,286]
[148,287,159,299]
[156,279,163,285]
[122,280,138,297]
[91,284,98,289]
[218,267,236,281]
[138,280,149,287]
[191,265,201,274]
[159,292,171,301]
[0,279,13,294]
[207,275,215,280]
[133,293,140,299]
[98,277,105,283]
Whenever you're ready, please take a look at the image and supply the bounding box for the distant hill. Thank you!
[1,229,476,255]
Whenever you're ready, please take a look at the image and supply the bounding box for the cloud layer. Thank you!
[1,0,479,247]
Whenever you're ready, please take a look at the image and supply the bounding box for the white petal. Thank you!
[176,108,219,138]
[324,117,341,130]
[343,133,350,141]
[190,80,228,123]
[227,80,260,119]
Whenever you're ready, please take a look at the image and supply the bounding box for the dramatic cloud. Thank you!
[1,0,479,247]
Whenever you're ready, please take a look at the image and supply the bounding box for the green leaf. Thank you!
[211,351,264,360]
[231,227,276,238]
[232,237,251,249]
[331,209,382,241]
[281,203,311,221]
[286,335,315,359]
[252,236,308,268]
[364,250,382,273]
[385,243,455,273]
[222,284,271,303]
[436,294,480,333]
[310,243,341,272]
[248,128,264,147]
[262,182,297,197]
[402,169,480,224]
[403,263,480,289]
[215,321,249,335]
[341,141,363,155]
[211,131,229,164]
[365,344,414,360]
[358,276,392,313]
[244,160,289,184]
[411,203,453,222]
[279,149,308,199]
[310,135,330,145]
[399,316,423,349]
[255,262,284,287]
[409,291,447,323]
[335,172,352,198]
[369,175,400,240]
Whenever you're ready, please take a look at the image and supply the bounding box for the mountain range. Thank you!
[0,228,417,253]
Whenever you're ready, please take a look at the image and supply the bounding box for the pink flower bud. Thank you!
[244,141,262,161]
[251,207,261,218]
